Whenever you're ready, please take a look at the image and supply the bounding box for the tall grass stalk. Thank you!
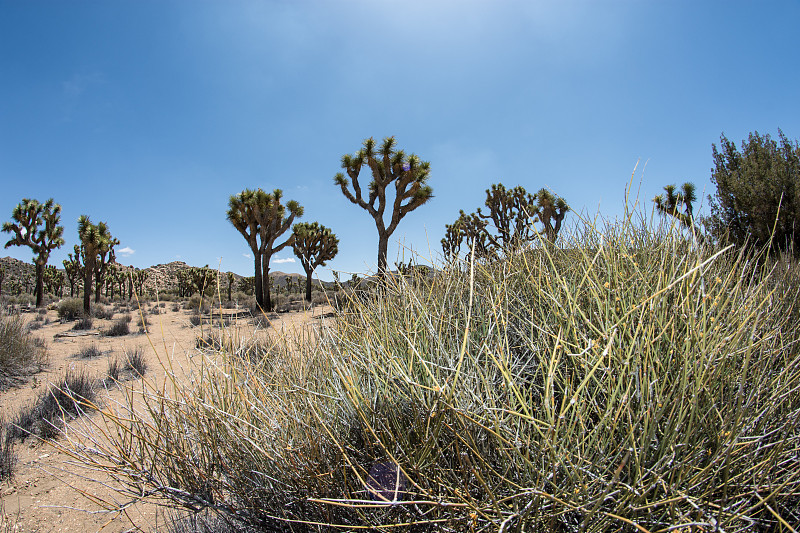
[65,215,800,531]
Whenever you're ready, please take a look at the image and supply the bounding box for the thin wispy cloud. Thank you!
[243,253,252,259]
[273,257,296,264]
[62,71,105,98]
[118,246,135,257]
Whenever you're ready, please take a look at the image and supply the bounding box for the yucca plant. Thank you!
[65,213,800,531]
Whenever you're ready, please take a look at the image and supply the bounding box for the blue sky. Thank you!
[2,1,799,281]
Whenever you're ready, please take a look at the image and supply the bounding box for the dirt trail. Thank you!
[1,303,332,532]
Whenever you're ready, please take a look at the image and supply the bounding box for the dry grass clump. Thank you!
[10,369,96,441]
[67,215,800,531]
[0,313,47,391]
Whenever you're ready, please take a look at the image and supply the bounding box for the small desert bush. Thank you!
[57,298,84,321]
[10,369,96,441]
[26,320,42,331]
[72,316,93,330]
[107,347,147,382]
[93,304,115,320]
[74,344,103,359]
[69,216,800,531]
[189,313,202,327]
[0,313,47,391]
[105,318,130,337]
[172,303,180,312]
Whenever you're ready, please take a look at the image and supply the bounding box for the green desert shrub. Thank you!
[105,318,130,337]
[72,316,93,331]
[57,298,84,321]
[92,304,115,320]
[0,313,47,391]
[68,216,800,531]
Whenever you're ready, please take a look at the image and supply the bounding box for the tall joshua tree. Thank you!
[77,216,117,314]
[335,136,433,280]
[292,222,339,302]
[63,252,83,297]
[228,188,303,311]
[2,198,65,307]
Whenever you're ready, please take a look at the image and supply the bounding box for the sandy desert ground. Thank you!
[1,301,332,533]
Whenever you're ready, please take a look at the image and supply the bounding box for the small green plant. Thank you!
[75,344,102,359]
[92,305,115,320]
[72,316,94,331]
[57,298,84,321]
[105,318,130,337]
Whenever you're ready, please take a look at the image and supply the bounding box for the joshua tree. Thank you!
[335,136,433,280]
[292,222,339,302]
[442,184,569,260]
[43,265,64,297]
[130,269,148,299]
[64,252,83,297]
[654,182,698,230]
[227,188,303,311]
[2,198,65,307]
[238,276,255,296]
[77,216,117,314]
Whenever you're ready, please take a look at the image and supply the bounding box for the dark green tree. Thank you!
[292,222,339,302]
[2,198,65,307]
[238,276,255,296]
[707,130,800,255]
[227,272,235,302]
[77,216,117,314]
[335,136,433,280]
[43,265,64,297]
[442,184,569,260]
[63,251,83,298]
[228,188,302,311]
[654,182,698,230]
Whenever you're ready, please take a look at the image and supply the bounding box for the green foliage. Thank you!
[238,276,255,295]
[707,129,800,255]
[63,253,82,298]
[42,265,64,297]
[177,266,217,299]
[292,221,339,301]
[57,298,84,321]
[335,136,433,278]
[2,198,65,307]
[227,188,303,311]
[442,184,569,260]
[0,313,47,391]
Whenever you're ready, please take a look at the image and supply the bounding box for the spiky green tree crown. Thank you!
[3,198,65,264]
[334,136,433,231]
[292,221,339,269]
[654,182,697,231]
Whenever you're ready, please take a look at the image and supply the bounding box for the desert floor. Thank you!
[1,301,333,533]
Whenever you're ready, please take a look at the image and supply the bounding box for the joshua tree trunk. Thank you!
[377,231,389,280]
[261,255,272,312]
[254,253,263,309]
[34,262,45,308]
[303,268,313,302]
[83,258,95,314]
